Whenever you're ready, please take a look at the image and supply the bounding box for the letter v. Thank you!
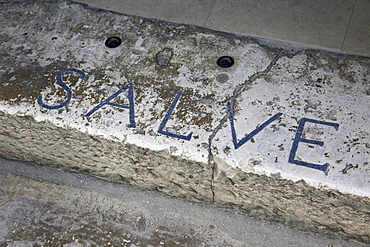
[227,101,282,149]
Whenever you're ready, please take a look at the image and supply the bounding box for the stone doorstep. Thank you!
[0,0,369,243]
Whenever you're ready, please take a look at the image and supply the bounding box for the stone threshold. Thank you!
[0,0,369,243]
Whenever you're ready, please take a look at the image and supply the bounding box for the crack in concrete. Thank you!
[340,0,357,50]
[207,49,291,202]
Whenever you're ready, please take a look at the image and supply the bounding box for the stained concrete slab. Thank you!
[0,0,369,244]
[1,158,368,246]
[73,0,370,56]
[341,0,370,55]
[205,0,354,51]
[74,0,216,26]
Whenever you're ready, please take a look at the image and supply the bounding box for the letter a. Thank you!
[85,82,136,128]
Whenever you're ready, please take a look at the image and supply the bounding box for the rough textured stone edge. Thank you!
[0,110,369,243]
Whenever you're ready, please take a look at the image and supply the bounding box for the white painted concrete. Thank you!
[1,41,368,197]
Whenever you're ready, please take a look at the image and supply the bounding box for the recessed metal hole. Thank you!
[217,56,234,68]
[105,37,122,48]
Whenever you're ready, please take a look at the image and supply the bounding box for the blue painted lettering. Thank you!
[288,118,339,174]
[37,68,85,109]
[227,101,282,149]
[84,82,136,128]
[37,69,345,176]
[157,91,193,141]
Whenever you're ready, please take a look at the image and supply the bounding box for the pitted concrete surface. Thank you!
[0,0,369,243]
[0,158,368,246]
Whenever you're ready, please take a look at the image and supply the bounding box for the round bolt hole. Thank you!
[105,37,122,48]
[217,56,234,68]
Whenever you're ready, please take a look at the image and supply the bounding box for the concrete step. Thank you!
[0,0,369,243]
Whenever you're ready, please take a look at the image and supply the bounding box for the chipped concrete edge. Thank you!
[0,111,369,243]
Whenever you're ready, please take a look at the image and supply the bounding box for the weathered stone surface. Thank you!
[0,111,212,201]
[0,0,369,243]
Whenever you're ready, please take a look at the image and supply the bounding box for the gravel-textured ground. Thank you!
[0,158,367,247]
